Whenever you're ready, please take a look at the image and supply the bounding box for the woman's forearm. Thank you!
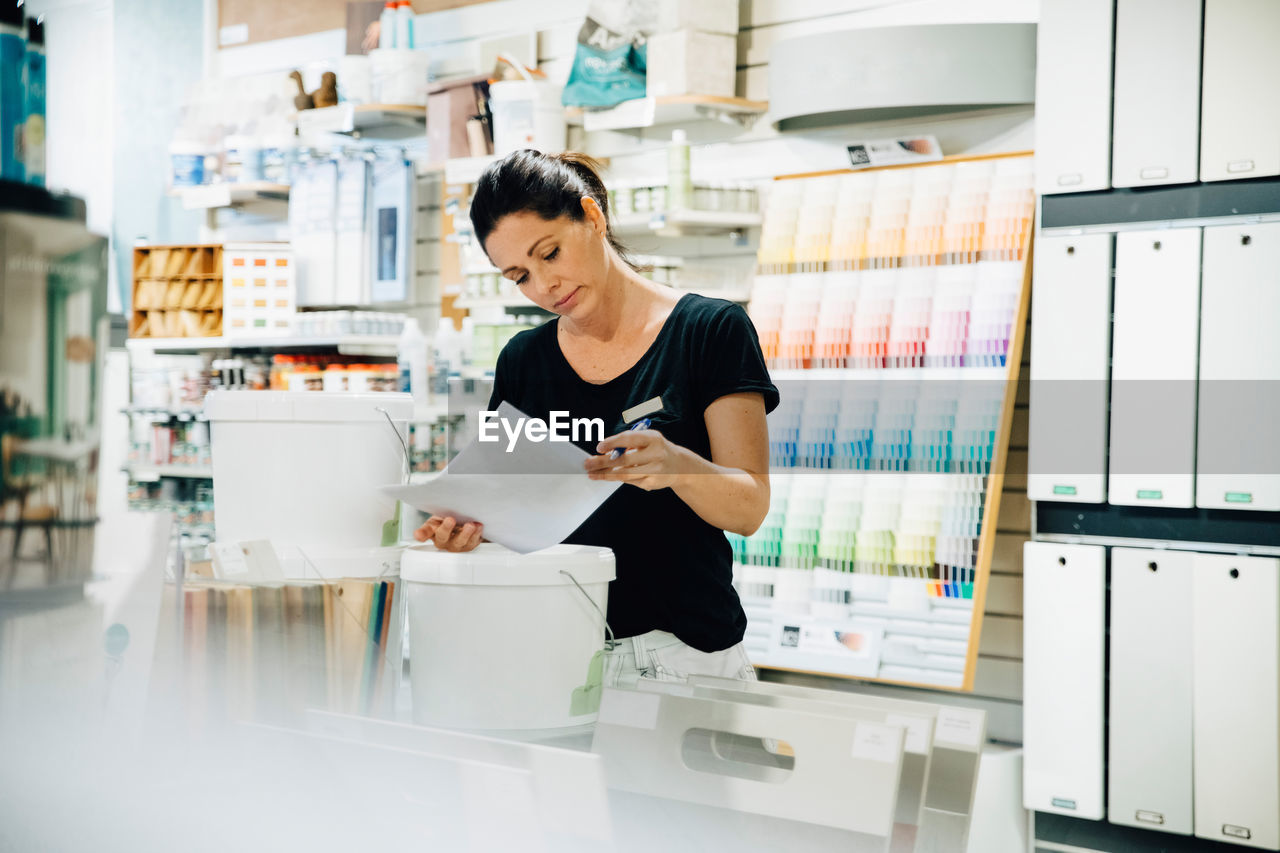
[671,446,770,536]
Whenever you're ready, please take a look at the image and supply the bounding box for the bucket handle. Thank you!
[495,52,537,85]
[560,568,616,650]
[376,406,412,483]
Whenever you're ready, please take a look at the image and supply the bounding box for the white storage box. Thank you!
[489,78,567,156]
[646,30,737,99]
[369,48,430,105]
[657,0,739,35]
[204,391,412,570]
[402,543,614,732]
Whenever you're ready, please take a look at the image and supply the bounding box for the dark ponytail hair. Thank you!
[470,149,635,268]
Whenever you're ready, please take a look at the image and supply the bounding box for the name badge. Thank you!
[622,396,663,424]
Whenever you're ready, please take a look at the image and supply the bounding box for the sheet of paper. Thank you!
[381,402,621,554]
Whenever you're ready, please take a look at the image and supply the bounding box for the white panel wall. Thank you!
[1035,0,1114,194]
[1197,222,1280,511]
[1111,0,1202,187]
[1108,547,1194,835]
[1200,0,1280,182]
[1108,228,1200,508]
[1028,233,1112,503]
[1192,553,1280,849]
[1022,542,1106,819]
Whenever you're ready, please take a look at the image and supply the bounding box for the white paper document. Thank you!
[381,402,621,553]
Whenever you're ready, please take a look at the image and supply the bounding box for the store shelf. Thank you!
[1039,174,1280,233]
[770,365,1010,382]
[677,288,752,303]
[171,181,289,210]
[568,95,769,132]
[125,465,214,481]
[612,209,762,237]
[122,406,207,421]
[444,154,499,185]
[295,103,426,139]
[125,334,400,356]
[453,294,536,310]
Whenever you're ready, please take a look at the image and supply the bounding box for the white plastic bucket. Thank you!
[204,391,411,573]
[489,77,566,156]
[402,543,615,731]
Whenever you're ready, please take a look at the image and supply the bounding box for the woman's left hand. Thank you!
[584,428,691,491]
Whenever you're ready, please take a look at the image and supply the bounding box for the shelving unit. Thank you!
[444,154,499,186]
[171,181,290,210]
[124,465,214,481]
[613,209,762,237]
[294,103,426,139]
[567,95,769,132]
[125,333,401,357]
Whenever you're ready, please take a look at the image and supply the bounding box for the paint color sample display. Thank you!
[736,155,1031,689]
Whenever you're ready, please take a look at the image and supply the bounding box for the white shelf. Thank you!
[568,95,769,132]
[126,334,400,356]
[680,288,752,303]
[122,406,207,421]
[453,294,536,310]
[444,154,499,185]
[125,465,214,481]
[770,365,1011,382]
[613,209,762,236]
[295,103,426,139]
[171,182,289,210]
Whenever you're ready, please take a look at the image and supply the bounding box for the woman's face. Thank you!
[484,199,609,319]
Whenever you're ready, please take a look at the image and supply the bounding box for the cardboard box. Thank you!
[646,30,737,99]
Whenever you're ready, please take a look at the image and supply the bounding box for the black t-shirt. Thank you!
[487,293,780,653]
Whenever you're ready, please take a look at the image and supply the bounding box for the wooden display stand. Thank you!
[128,244,224,339]
[744,151,1035,692]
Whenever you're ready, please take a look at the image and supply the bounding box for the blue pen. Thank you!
[610,417,651,460]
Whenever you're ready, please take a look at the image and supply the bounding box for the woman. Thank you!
[414,149,779,687]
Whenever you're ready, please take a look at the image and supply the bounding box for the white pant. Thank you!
[602,629,757,688]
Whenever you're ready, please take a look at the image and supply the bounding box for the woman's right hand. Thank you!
[413,515,484,552]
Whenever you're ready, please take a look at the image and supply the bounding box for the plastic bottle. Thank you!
[431,317,455,398]
[0,4,24,181]
[397,316,429,406]
[22,18,44,186]
[667,128,691,210]
[458,317,474,368]
[395,1,415,50]
[379,1,397,49]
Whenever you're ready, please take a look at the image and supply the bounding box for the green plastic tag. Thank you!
[569,649,605,716]
[1136,490,1163,500]
[1053,485,1077,496]
[380,501,401,547]
[1225,492,1253,504]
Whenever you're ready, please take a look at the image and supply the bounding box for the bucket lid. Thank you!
[204,390,413,423]
[400,543,615,586]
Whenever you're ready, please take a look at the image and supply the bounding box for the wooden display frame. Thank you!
[749,152,1035,692]
[128,244,224,339]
